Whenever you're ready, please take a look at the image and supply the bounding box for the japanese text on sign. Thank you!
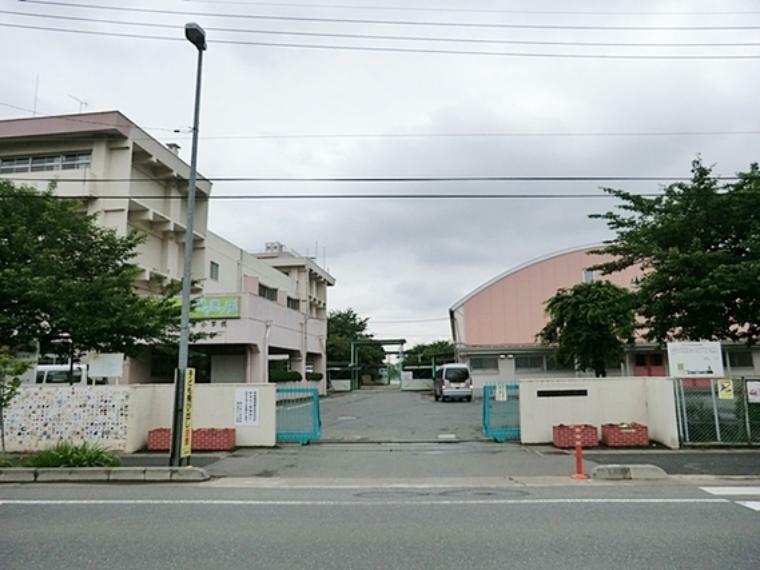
[235,388,260,426]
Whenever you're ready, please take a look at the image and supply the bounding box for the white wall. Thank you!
[518,377,679,448]
[4,384,277,453]
[211,354,246,383]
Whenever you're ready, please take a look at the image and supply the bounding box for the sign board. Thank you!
[88,353,124,378]
[235,388,260,426]
[667,341,724,378]
[495,384,509,402]
[190,296,241,320]
[747,381,760,404]
[718,379,734,400]
[180,368,195,458]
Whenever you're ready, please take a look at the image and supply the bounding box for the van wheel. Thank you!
[466,396,472,402]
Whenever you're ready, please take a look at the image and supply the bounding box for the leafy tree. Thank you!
[590,159,760,345]
[0,352,31,452]
[0,181,188,372]
[403,340,455,366]
[537,281,636,377]
[326,308,386,378]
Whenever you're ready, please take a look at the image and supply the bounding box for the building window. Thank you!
[209,261,220,281]
[582,269,595,284]
[515,355,545,370]
[728,350,754,368]
[259,284,278,302]
[287,297,300,311]
[470,356,498,371]
[0,152,91,174]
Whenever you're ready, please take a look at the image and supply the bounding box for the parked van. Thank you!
[34,364,90,385]
[433,363,473,402]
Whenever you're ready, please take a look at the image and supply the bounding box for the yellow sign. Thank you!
[180,368,195,458]
[718,379,734,400]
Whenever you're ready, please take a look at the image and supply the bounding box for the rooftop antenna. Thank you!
[68,94,89,113]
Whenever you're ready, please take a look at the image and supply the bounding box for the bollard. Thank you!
[571,426,589,480]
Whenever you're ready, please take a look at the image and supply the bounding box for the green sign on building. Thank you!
[190,296,241,319]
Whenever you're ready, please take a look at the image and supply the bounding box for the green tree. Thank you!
[0,181,188,370]
[590,159,760,345]
[537,281,636,377]
[326,308,386,379]
[403,340,455,366]
[0,352,31,452]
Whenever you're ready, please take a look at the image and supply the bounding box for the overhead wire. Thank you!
[4,9,760,49]
[181,0,760,17]
[17,1,760,31]
[3,22,760,59]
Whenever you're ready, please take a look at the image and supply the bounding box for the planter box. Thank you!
[552,424,599,448]
[601,423,649,447]
[147,428,236,452]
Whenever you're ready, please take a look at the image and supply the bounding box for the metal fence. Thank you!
[674,378,760,445]
[276,387,321,444]
[482,384,521,442]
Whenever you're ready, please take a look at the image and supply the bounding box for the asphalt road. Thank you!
[2,482,759,569]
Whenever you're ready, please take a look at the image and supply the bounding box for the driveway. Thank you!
[320,386,484,443]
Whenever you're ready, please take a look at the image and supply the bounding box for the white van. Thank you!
[433,363,474,402]
[34,364,90,385]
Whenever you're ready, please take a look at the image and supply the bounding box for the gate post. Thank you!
[710,379,722,443]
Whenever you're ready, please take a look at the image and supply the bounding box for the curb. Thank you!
[0,467,209,483]
[592,464,668,481]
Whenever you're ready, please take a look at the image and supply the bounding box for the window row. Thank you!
[0,152,92,174]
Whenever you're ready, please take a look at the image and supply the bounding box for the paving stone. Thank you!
[108,468,146,482]
[36,468,110,482]
[170,467,209,481]
[144,467,172,481]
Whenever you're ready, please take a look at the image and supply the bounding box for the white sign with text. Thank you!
[667,341,724,378]
[234,388,260,426]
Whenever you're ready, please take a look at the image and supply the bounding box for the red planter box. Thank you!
[601,423,649,447]
[147,428,236,451]
[552,424,599,448]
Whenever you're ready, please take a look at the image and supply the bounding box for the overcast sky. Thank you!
[3,0,760,345]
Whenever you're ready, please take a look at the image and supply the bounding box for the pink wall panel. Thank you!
[462,248,641,345]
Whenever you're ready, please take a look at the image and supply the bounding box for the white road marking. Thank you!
[0,498,729,507]
[736,501,760,512]
[437,434,457,440]
[700,487,760,496]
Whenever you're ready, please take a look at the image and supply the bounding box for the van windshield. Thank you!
[445,368,469,382]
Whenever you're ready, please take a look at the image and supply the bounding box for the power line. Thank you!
[1,175,742,183]
[0,101,181,132]
[19,1,760,31]
[6,10,760,49]
[183,0,760,17]
[5,22,760,59]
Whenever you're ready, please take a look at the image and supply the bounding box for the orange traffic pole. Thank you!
[571,426,589,480]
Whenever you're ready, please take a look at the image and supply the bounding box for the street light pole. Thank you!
[170,22,207,467]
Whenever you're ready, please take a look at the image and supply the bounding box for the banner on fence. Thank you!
[718,379,734,400]
[181,368,195,458]
[495,384,509,402]
[746,381,760,404]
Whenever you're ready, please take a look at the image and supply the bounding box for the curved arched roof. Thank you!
[449,243,603,312]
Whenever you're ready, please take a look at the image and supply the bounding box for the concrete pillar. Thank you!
[247,345,266,384]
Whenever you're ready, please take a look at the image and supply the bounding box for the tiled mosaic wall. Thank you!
[4,386,130,451]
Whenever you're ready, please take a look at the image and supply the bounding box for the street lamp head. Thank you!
[185,23,207,51]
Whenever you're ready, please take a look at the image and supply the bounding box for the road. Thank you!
[2,482,759,569]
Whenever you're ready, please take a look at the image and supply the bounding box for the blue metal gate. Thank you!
[482,384,520,442]
[276,387,321,444]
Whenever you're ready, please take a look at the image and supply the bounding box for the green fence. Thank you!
[276,387,321,444]
[675,378,760,445]
[482,384,521,442]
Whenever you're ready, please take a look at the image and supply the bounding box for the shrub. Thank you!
[305,372,323,381]
[23,442,121,468]
[0,452,19,468]
[269,370,302,383]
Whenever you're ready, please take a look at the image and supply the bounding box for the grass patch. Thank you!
[0,453,20,468]
[23,442,121,468]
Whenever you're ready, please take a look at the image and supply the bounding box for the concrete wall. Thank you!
[5,384,277,453]
[128,384,276,451]
[518,377,679,448]
[210,354,246,383]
